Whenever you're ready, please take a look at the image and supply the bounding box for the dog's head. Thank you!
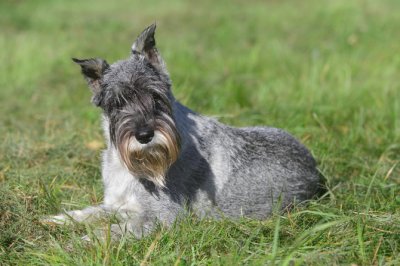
[74,24,180,187]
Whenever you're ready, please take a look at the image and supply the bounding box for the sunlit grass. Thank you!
[0,0,399,264]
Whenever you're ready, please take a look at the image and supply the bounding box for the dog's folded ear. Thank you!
[131,23,167,73]
[72,58,109,105]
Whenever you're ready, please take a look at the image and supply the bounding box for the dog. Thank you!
[46,24,324,239]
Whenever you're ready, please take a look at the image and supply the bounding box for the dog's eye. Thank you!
[152,94,164,107]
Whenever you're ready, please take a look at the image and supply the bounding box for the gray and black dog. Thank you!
[47,24,324,239]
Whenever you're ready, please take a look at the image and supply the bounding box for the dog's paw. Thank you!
[40,214,70,225]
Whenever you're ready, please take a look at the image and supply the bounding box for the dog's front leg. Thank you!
[43,205,111,225]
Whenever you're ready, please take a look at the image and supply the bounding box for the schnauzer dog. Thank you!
[46,24,323,239]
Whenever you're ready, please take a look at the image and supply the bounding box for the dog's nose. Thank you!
[135,129,154,144]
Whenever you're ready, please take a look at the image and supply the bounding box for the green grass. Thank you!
[1,0,399,264]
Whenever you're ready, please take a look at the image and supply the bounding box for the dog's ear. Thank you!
[131,23,167,73]
[72,58,109,105]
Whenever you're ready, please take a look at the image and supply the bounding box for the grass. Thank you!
[0,0,399,264]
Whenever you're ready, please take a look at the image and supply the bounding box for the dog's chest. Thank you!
[101,148,141,209]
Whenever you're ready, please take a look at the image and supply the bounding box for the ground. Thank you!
[0,0,399,265]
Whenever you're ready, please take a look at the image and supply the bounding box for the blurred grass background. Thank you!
[0,0,399,265]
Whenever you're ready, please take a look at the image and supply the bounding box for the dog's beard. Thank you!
[116,122,180,187]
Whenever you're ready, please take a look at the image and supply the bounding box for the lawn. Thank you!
[0,0,399,265]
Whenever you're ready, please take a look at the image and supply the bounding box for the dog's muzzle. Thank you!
[117,127,180,187]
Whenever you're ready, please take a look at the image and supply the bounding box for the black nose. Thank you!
[135,128,154,144]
